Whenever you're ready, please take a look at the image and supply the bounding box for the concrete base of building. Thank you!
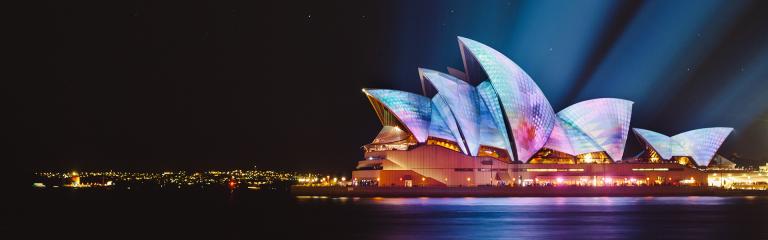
[291,186,768,197]
[355,146,709,187]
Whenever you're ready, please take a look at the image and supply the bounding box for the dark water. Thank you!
[23,188,768,239]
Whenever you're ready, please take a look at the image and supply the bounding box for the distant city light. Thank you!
[33,169,314,189]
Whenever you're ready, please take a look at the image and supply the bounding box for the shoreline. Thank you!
[291,186,768,197]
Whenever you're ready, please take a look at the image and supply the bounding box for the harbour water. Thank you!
[23,188,768,239]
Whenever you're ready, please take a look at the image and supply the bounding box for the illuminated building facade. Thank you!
[353,37,729,187]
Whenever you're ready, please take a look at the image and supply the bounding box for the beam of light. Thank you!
[574,0,748,119]
[690,43,768,130]
[388,1,517,92]
[387,0,619,98]
[499,0,622,109]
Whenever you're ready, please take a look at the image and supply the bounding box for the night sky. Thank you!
[20,0,768,173]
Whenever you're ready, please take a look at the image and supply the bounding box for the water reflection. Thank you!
[297,196,768,240]
[26,189,768,239]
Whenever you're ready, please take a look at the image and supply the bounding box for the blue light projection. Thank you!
[634,127,733,166]
[574,0,749,118]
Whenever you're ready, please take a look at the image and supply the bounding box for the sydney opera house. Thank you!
[352,37,733,187]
